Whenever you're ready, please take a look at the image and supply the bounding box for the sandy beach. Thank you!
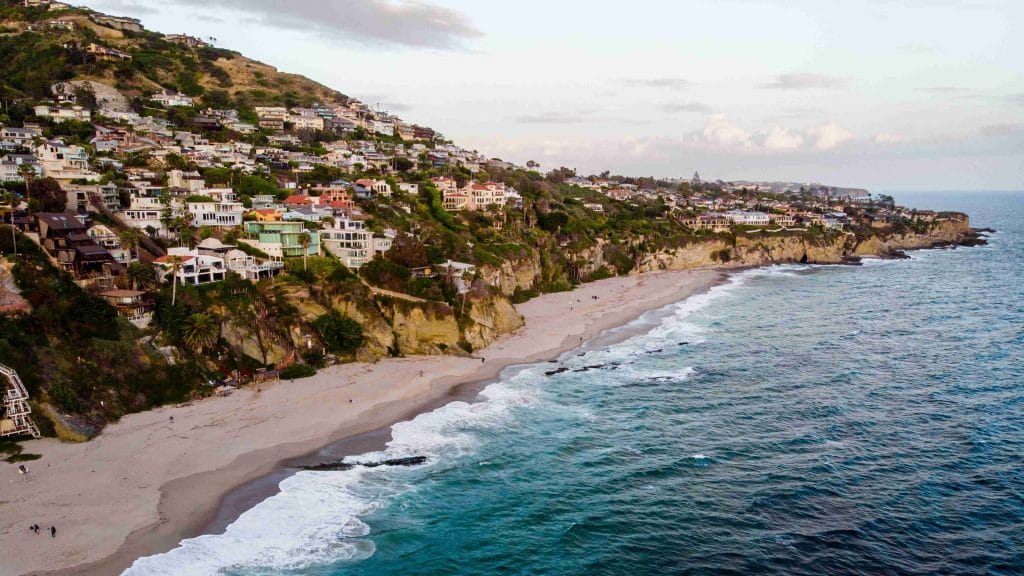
[0,268,722,576]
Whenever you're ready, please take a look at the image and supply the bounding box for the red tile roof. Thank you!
[154,255,195,263]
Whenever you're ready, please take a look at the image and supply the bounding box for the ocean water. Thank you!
[127,191,1024,576]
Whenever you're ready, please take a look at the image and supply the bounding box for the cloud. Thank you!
[700,114,752,149]
[874,132,909,144]
[163,0,482,50]
[515,111,594,125]
[760,127,804,151]
[621,78,691,90]
[658,102,713,114]
[920,85,967,93]
[687,115,853,154]
[978,123,1024,137]
[806,123,854,150]
[760,73,847,90]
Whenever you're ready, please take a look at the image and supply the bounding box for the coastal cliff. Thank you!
[636,219,978,272]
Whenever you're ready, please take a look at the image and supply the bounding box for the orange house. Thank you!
[246,209,283,222]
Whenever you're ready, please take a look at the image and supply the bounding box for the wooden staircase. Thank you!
[0,362,41,439]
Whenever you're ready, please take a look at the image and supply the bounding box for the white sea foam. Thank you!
[123,382,539,575]
[128,269,776,575]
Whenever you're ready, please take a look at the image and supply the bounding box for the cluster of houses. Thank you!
[561,173,951,233]
[1,10,962,331]
[433,177,523,212]
[10,211,152,323]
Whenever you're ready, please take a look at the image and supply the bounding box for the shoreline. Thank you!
[0,267,725,576]
[203,276,712,539]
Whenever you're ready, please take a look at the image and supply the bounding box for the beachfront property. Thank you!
[319,218,395,269]
[770,214,797,227]
[725,210,771,226]
[243,221,320,259]
[154,248,227,286]
[100,289,152,322]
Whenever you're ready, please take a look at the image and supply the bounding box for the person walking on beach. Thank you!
[50,526,56,538]
[18,464,27,474]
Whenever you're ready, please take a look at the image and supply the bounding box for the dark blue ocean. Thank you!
[127,192,1024,576]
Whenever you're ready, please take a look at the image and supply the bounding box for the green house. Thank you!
[244,221,320,258]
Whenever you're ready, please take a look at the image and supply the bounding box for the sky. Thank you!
[76,0,1024,191]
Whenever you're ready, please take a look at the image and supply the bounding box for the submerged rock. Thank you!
[300,462,355,472]
[301,455,428,471]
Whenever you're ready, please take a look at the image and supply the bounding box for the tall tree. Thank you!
[298,232,312,271]
[171,216,193,247]
[126,261,154,291]
[27,177,67,212]
[166,255,184,306]
[118,228,143,260]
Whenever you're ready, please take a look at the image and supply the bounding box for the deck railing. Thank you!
[0,362,42,439]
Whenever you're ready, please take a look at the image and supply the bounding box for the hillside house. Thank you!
[186,197,245,228]
[354,178,390,198]
[152,90,194,108]
[255,107,288,131]
[101,290,151,322]
[34,141,99,182]
[34,104,91,123]
[90,14,143,32]
[165,34,209,48]
[243,221,320,258]
[85,43,132,62]
[154,248,227,286]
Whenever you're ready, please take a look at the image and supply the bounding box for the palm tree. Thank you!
[126,261,154,291]
[118,228,143,261]
[171,216,193,248]
[166,255,184,306]
[17,163,35,187]
[182,312,219,353]
[298,232,311,271]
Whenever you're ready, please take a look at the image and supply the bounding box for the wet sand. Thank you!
[0,268,723,576]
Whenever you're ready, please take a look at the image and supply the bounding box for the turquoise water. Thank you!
[127,192,1024,576]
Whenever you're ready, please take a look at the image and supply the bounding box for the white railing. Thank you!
[0,362,41,439]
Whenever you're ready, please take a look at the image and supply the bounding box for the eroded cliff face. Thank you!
[634,234,851,273]
[852,220,973,257]
[635,219,974,273]
[313,290,524,360]
[480,254,542,296]
[243,221,975,365]
[463,291,525,350]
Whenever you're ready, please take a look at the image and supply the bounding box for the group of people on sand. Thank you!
[29,524,56,538]
[19,466,57,537]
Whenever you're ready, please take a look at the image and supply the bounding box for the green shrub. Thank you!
[311,310,364,355]
[280,363,316,380]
